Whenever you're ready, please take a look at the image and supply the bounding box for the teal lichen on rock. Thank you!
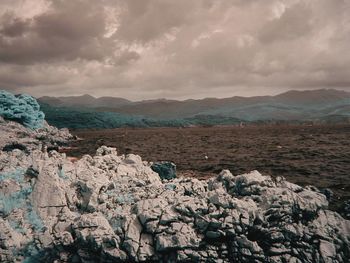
[0,90,45,129]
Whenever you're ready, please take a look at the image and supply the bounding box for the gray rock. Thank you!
[151,161,176,180]
[155,223,201,251]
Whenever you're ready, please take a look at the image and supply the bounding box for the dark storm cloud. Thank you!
[0,15,28,37]
[0,0,349,99]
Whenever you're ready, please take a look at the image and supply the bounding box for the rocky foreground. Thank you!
[0,93,350,262]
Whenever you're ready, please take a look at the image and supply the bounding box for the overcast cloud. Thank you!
[0,0,349,100]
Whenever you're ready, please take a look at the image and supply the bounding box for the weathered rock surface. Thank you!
[0,97,349,262]
[0,114,73,154]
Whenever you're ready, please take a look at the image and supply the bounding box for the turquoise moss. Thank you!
[0,186,32,216]
[26,208,44,231]
[0,90,45,129]
[57,165,68,180]
[0,168,26,183]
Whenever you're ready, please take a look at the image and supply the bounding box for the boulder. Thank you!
[151,161,177,180]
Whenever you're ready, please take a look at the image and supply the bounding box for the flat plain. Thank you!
[67,124,350,211]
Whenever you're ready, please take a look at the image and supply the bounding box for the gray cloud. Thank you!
[0,1,113,64]
[0,0,349,100]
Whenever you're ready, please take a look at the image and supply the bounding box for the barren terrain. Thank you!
[67,124,350,210]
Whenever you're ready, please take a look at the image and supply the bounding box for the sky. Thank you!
[0,0,349,100]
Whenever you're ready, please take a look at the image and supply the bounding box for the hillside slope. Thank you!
[39,89,350,128]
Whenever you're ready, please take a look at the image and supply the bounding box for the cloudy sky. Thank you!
[0,0,349,100]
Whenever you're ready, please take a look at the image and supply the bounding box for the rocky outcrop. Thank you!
[0,94,349,262]
[0,115,73,154]
[0,144,349,262]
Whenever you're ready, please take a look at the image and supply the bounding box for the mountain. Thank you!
[38,89,350,128]
[118,89,350,118]
[39,94,131,108]
[274,89,350,106]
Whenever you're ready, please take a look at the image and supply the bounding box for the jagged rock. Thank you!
[138,233,154,261]
[155,223,201,251]
[151,161,177,180]
[123,215,142,260]
[0,93,350,262]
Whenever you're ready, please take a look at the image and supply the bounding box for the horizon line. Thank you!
[36,88,350,102]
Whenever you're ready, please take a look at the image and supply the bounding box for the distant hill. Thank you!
[274,89,350,106]
[38,89,350,129]
[39,103,243,129]
[39,94,131,108]
[104,89,350,119]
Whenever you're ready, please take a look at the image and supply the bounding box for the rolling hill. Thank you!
[38,89,350,129]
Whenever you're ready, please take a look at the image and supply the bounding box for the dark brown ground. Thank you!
[66,124,350,211]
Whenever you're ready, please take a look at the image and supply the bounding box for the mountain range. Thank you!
[38,89,350,129]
